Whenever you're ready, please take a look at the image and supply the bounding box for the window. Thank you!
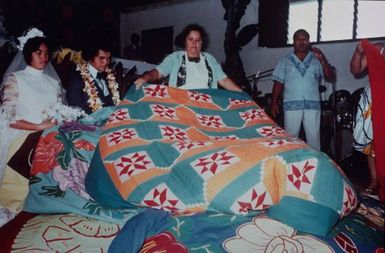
[356,0,385,39]
[287,0,385,43]
[288,0,318,43]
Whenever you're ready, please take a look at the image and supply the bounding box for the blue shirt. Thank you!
[272,52,323,111]
[156,51,227,88]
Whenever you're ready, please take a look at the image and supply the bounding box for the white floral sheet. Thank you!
[8,195,383,253]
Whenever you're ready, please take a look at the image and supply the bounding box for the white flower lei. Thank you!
[17,27,45,51]
[76,63,121,112]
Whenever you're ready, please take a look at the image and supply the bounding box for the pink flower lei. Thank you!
[76,63,121,112]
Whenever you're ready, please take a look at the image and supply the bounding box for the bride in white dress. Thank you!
[0,28,65,226]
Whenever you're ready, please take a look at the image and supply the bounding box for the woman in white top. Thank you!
[0,28,65,224]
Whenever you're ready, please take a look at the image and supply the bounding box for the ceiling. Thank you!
[118,0,196,12]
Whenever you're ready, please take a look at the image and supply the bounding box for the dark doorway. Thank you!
[141,26,173,64]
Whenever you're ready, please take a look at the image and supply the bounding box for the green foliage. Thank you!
[40,185,65,198]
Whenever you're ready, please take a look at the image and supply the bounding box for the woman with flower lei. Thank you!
[65,41,121,114]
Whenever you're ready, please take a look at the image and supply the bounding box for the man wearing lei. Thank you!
[65,40,121,114]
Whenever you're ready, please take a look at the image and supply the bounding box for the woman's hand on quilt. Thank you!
[134,69,162,89]
[134,76,146,89]
[9,118,56,131]
[218,77,243,92]
[39,119,57,130]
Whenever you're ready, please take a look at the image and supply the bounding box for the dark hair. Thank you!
[174,23,209,51]
[293,29,310,40]
[22,37,50,65]
[82,40,112,61]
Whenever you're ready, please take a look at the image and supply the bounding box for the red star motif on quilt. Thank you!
[197,114,224,128]
[161,125,189,141]
[341,182,357,216]
[151,104,177,120]
[261,139,298,148]
[107,108,129,123]
[144,84,169,98]
[142,184,183,212]
[229,98,249,105]
[113,151,154,183]
[287,160,316,191]
[257,126,286,137]
[211,135,238,141]
[106,128,137,145]
[173,141,209,152]
[240,108,268,121]
[231,183,273,214]
[237,190,271,213]
[188,91,213,103]
[193,151,239,178]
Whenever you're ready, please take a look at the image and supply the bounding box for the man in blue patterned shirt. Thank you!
[270,29,336,150]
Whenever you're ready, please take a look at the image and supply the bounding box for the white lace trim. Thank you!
[0,110,20,187]
[0,74,25,186]
[1,74,18,124]
[0,206,16,228]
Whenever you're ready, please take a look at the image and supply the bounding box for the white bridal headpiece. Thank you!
[16,27,45,51]
[1,27,60,85]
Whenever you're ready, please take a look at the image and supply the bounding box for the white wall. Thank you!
[120,0,384,98]
[120,0,227,59]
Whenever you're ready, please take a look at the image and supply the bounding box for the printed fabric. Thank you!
[272,52,323,111]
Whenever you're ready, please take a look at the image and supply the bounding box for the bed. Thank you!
[1,84,383,252]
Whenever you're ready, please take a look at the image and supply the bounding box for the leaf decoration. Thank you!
[29,175,41,185]
[236,24,260,47]
[56,131,89,169]
[57,149,72,170]
[83,201,116,218]
[73,149,87,162]
[39,185,65,198]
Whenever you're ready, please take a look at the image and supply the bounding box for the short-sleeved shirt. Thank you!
[272,52,323,111]
[156,51,227,89]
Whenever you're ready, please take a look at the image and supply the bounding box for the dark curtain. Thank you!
[258,0,289,47]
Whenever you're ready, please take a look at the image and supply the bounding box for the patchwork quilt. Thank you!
[81,84,357,236]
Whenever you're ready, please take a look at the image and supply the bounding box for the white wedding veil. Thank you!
[1,27,61,86]
[2,51,61,83]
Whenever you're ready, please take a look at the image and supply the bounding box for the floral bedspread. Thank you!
[110,195,384,253]
[13,194,383,252]
[24,108,142,224]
